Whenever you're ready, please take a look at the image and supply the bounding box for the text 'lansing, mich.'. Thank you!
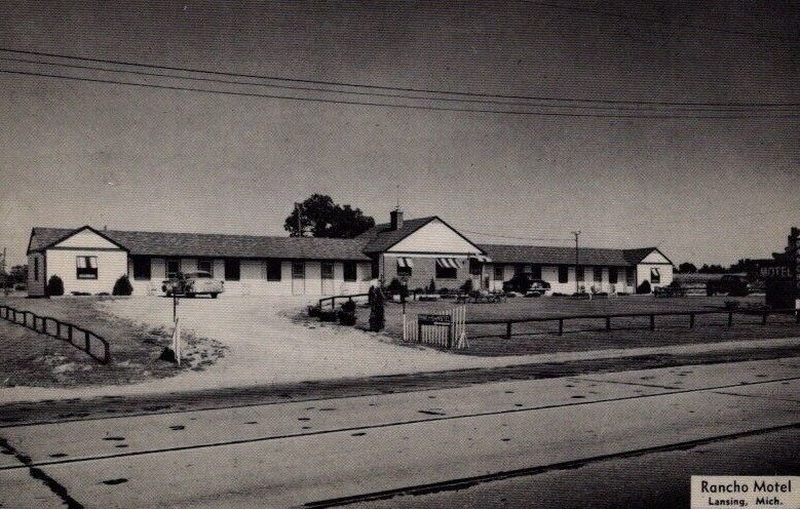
[691,476,799,508]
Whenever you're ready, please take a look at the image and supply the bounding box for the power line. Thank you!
[456,229,572,242]
[522,1,797,42]
[4,55,795,114]
[3,68,799,120]
[1,47,798,108]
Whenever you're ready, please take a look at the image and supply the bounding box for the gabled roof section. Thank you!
[622,247,673,266]
[28,227,371,261]
[480,244,672,267]
[355,216,439,253]
[27,226,128,254]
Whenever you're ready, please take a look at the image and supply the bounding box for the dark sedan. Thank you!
[502,274,552,296]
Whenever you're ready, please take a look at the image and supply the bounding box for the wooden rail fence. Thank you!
[318,293,370,309]
[0,304,110,364]
[466,308,800,339]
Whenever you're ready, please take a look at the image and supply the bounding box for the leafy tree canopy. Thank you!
[677,262,697,274]
[284,194,375,238]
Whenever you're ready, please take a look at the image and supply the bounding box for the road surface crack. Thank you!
[0,436,84,508]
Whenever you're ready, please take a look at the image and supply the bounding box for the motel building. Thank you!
[26,209,673,297]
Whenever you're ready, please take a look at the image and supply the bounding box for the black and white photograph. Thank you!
[0,1,798,507]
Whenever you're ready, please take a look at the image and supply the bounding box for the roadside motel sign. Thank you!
[417,313,454,347]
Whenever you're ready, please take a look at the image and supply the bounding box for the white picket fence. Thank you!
[403,305,467,349]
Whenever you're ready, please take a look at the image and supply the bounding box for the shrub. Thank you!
[437,287,451,296]
[46,275,64,296]
[319,310,338,322]
[307,305,321,317]
[387,278,404,295]
[460,279,473,293]
[636,280,651,294]
[338,309,357,326]
[426,279,436,294]
[112,275,133,296]
[340,299,356,313]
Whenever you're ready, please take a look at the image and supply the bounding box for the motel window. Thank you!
[593,267,603,282]
[626,267,635,286]
[224,259,240,281]
[197,258,213,276]
[321,262,334,280]
[609,267,618,284]
[531,265,542,279]
[435,265,457,279]
[132,256,151,280]
[34,257,39,281]
[292,261,305,279]
[76,256,98,279]
[576,266,585,282]
[166,258,180,278]
[265,259,282,281]
[343,262,357,282]
[494,265,504,280]
[397,258,412,278]
[650,267,661,284]
[558,265,569,284]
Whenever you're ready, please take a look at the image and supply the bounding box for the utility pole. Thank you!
[571,231,581,294]
[1,247,7,296]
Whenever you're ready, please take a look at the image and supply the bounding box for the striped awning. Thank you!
[397,257,414,268]
[470,255,492,263]
[436,258,462,269]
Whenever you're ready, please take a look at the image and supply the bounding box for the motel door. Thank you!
[291,261,305,295]
[321,262,335,295]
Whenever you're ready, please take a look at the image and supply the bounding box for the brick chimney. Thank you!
[390,208,404,230]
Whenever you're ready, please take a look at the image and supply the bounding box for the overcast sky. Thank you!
[1,0,798,267]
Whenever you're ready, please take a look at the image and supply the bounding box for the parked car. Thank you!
[706,275,749,297]
[502,274,552,296]
[162,271,224,298]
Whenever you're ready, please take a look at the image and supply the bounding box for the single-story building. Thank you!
[26,209,673,297]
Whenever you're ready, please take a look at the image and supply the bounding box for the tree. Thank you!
[284,194,375,238]
[698,264,727,274]
[678,262,697,274]
[10,265,27,285]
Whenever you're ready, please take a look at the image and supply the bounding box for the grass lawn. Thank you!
[0,296,226,388]
[351,294,800,356]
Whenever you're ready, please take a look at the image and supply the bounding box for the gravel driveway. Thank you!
[3,295,798,403]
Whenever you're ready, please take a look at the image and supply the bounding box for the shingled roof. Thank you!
[27,222,669,267]
[28,227,371,261]
[355,216,439,253]
[479,244,666,267]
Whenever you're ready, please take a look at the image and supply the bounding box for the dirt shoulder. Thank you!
[0,296,226,388]
[1,345,797,427]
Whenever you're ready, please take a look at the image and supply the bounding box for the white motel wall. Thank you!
[25,216,673,298]
[127,259,373,296]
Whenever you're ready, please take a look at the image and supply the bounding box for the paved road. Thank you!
[1,358,798,508]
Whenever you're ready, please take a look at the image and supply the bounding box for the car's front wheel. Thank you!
[210,293,218,299]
